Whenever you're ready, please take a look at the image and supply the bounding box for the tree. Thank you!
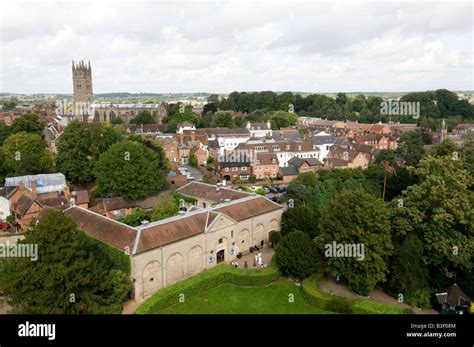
[391,155,474,289]
[117,209,152,227]
[387,233,431,308]
[0,210,131,313]
[110,116,124,125]
[211,111,234,128]
[189,152,198,168]
[130,110,155,124]
[0,121,10,145]
[94,140,166,200]
[88,123,122,159]
[202,172,217,184]
[10,113,43,134]
[56,122,122,184]
[275,231,320,279]
[2,132,53,176]
[396,131,425,166]
[281,205,319,238]
[151,192,179,221]
[55,121,94,183]
[316,190,393,295]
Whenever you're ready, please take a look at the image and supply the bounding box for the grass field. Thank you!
[159,280,335,314]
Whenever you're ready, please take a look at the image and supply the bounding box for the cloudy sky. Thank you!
[0,0,472,94]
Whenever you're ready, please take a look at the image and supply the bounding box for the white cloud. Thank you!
[0,0,472,93]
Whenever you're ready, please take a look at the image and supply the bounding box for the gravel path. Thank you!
[319,277,438,314]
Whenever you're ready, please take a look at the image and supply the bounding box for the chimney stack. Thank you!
[191,131,196,142]
[31,180,37,198]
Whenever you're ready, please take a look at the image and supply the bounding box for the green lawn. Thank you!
[159,280,334,314]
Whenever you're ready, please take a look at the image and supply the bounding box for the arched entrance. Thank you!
[142,261,162,297]
[216,249,225,264]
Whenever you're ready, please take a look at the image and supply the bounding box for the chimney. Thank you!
[31,180,37,198]
[179,132,184,145]
[191,131,196,142]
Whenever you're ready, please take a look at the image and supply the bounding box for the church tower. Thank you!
[72,60,93,101]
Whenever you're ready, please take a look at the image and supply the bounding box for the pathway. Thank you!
[319,276,438,314]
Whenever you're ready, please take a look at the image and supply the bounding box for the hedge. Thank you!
[136,264,280,314]
[302,274,414,314]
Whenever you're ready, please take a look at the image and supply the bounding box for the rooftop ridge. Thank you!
[66,205,137,232]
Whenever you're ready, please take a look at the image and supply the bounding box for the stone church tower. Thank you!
[72,60,93,114]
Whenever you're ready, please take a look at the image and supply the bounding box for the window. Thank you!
[219,238,223,244]
[232,167,238,171]
[256,160,260,164]
[231,231,234,238]
[225,167,229,172]
[272,159,276,164]
[241,167,247,170]
[286,145,290,150]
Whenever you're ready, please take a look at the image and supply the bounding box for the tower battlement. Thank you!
[72,60,93,117]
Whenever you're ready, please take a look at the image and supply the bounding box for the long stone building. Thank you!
[63,192,283,300]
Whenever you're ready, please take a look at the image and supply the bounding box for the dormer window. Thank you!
[256,160,260,165]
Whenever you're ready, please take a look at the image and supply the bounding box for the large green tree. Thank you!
[316,189,393,295]
[56,121,122,183]
[2,132,53,176]
[0,120,10,145]
[275,230,320,279]
[94,140,166,200]
[396,131,425,166]
[10,113,43,134]
[151,192,179,221]
[56,121,94,183]
[0,210,131,313]
[130,110,155,125]
[281,204,319,238]
[391,155,474,288]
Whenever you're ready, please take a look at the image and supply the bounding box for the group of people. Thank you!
[230,260,239,268]
[253,253,265,268]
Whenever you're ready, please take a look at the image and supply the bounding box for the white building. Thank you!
[246,121,272,138]
[310,131,339,163]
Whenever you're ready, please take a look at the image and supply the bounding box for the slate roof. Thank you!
[177,182,251,203]
[280,167,299,176]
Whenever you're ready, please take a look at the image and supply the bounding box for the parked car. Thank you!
[250,186,261,191]
[0,221,11,230]
[269,187,279,194]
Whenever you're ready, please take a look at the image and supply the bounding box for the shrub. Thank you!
[248,175,257,183]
